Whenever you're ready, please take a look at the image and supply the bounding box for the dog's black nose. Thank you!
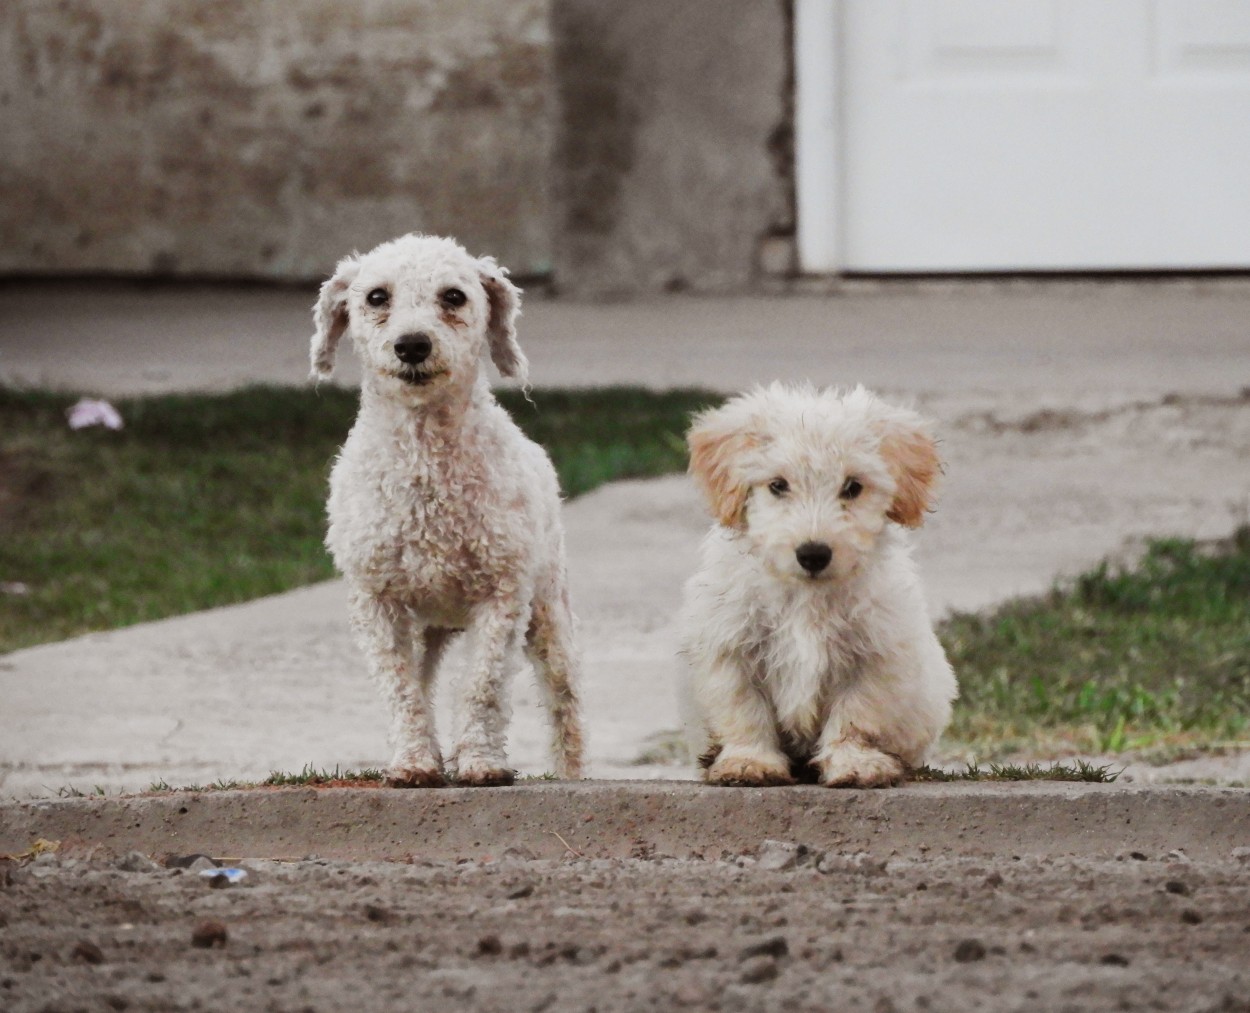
[394,332,433,364]
[795,541,833,575]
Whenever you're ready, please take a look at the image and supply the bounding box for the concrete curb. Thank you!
[3,781,1247,863]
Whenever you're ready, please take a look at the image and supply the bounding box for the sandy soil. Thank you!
[4,841,1249,1012]
[3,782,1249,1011]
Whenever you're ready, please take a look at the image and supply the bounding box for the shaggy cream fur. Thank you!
[310,233,583,786]
[681,384,957,788]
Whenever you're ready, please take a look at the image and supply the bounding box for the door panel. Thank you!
[840,0,1250,271]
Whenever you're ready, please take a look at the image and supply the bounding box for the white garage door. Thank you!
[802,0,1250,272]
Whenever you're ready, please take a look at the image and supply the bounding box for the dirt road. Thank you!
[3,782,1249,1011]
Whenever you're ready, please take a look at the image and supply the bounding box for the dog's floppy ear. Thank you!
[869,398,941,528]
[478,256,528,385]
[309,254,360,380]
[687,402,758,530]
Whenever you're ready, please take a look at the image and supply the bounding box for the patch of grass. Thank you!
[941,528,1250,755]
[0,384,719,654]
[913,760,1120,783]
[261,764,385,787]
[146,764,387,793]
[496,387,717,497]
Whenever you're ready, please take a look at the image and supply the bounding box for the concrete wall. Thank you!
[550,0,793,295]
[0,0,553,280]
[0,0,792,293]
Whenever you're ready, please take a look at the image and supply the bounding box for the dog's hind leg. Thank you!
[525,582,585,780]
[452,600,527,786]
[348,589,446,788]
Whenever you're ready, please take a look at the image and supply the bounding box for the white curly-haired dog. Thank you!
[310,233,583,787]
[681,384,957,788]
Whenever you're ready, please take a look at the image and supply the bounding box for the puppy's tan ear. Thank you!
[478,256,528,385]
[309,254,360,380]
[873,403,941,528]
[687,404,757,530]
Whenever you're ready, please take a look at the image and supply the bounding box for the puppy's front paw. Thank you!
[706,749,795,787]
[816,741,905,789]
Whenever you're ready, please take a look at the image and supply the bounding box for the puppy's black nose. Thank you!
[795,541,833,575]
[394,332,433,364]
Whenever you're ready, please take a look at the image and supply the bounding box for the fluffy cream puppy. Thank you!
[681,384,957,788]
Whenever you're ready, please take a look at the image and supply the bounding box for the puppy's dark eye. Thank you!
[841,477,863,500]
[768,478,789,497]
[441,287,467,308]
[366,288,389,307]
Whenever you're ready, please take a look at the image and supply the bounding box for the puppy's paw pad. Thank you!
[706,754,795,787]
[818,746,905,789]
[385,767,446,789]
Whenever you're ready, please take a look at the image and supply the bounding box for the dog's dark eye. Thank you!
[768,478,789,497]
[841,477,863,500]
[441,287,467,308]
[366,288,389,307]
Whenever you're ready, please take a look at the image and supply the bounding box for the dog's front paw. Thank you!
[816,740,905,788]
[385,765,446,789]
[706,749,795,787]
[386,745,445,788]
[454,752,517,787]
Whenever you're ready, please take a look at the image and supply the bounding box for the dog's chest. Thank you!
[759,598,866,743]
[328,440,527,606]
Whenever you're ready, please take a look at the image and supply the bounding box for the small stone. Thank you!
[1165,880,1191,895]
[953,939,987,963]
[757,840,807,871]
[477,935,503,957]
[71,940,105,964]
[1100,953,1130,967]
[739,935,789,961]
[740,956,779,984]
[1167,849,1191,865]
[190,919,228,949]
[165,853,217,870]
[984,872,1004,889]
[186,857,217,874]
[507,882,535,900]
[115,851,160,873]
[509,941,531,960]
[1181,909,1203,925]
[1129,851,1149,861]
[364,904,394,924]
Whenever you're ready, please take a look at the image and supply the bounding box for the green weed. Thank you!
[941,528,1250,755]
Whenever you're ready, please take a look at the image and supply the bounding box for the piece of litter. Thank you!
[67,398,124,431]
[199,867,247,886]
[0,582,30,596]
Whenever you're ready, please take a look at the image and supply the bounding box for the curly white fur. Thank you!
[310,233,583,786]
[681,384,957,788]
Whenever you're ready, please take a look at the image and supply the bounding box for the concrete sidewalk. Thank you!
[2,279,1249,797]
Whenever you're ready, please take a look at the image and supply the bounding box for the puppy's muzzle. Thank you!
[795,541,833,576]
[394,332,433,365]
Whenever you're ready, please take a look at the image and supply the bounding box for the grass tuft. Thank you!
[913,760,1120,783]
